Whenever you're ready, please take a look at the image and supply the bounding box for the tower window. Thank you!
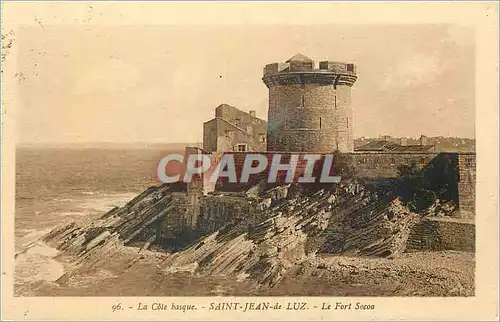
[237,144,247,152]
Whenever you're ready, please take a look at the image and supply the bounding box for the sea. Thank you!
[14,147,175,289]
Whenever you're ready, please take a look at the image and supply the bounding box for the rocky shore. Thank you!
[15,180,475,296]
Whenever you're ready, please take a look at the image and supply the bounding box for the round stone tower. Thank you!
[262,54,357,153]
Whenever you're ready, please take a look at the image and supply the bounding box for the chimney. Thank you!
[249,110,256,117]
[400,138,408,146]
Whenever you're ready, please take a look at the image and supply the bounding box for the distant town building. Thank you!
[202,103,267,153]
[419,134,429,146]
[355,140,435,152]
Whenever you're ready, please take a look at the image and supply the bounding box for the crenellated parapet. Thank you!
[262,57,357,88]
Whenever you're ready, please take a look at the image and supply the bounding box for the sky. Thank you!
[14,24,475,144]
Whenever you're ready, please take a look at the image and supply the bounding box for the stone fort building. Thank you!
[155,53,478,254]
[201,54,476,217]
[203,104,267,153]
[39,54,478,277]
[263,53,357,153]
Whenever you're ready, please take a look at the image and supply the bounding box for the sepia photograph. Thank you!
[1,1,498,321]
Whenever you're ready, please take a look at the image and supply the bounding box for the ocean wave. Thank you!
[81,191,97,195]
[58,211,93,217]
[76,193,138,212]
[15,241,65,284]
[16,228,53,249]
[15,191,141,271]
[52,198,74,202]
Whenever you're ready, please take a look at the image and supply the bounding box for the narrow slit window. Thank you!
[319,117,322,129]
[346,118,349,129]
[284,117,287,129]
[301,94,305,107]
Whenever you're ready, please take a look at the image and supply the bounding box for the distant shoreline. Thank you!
[16,136,475,152]
[16,142,203,150]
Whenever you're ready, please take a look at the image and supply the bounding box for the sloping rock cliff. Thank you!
[37,180,426,288]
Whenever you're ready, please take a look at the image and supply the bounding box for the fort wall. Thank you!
[181,149,474,213]
[346,152,449,178]
[457,154,476,216]
[197,195,253,235]
[159,190,254,247]
[205,152,471,204]
[160,148,475,251]
[406,218,475,252]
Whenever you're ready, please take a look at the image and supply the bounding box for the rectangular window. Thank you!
[346,64,354,72]
[237,144,247,152]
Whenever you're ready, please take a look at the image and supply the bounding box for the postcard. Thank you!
[1,1,498,321]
